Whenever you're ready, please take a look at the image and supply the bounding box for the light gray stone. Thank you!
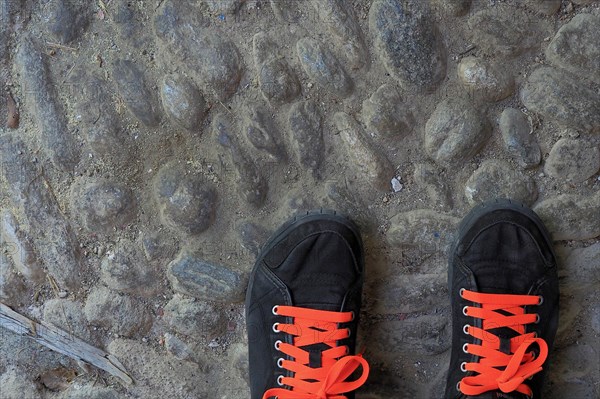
[425,98,491,165]
[546,14,600,84]
[0,368,40,399]
[521,67,600,133]
[361,84,413,139]
[465,160,538,206]
[544,138,600,183]
[160,74,208,132]
[369,0,446,92]
[413,163,453,209]
[458,56,514,102]
[533,192,600,240]
[334,112,395,192]
[1,210,45,284]
[499,108,541,169]
[84,286,152,337]
[296,37,353,97]
[0,254,28,308]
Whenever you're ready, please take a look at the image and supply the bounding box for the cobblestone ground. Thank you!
[1,1,599,398]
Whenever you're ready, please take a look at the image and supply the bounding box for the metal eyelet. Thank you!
[459,288,466,298]
[462,306,469,316]
[350,311,355,321]
[534,314,540,324]
[346,328,351,337]
[272,323,280,333]
[274,340,282,351]
[460,362,467,372]
[277,375,284,386]
[277,358,284,368]
[272,305,279,315]
[537,296,544,305]
[456,381,461,391]
[463,324,469,335]
[532,331,538,338]
[462,343,469,354]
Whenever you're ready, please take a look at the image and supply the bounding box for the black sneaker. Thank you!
[245,210,370,399]
[445,199,559,399]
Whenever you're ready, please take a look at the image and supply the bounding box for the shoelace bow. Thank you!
[459,289,548,397]
[262,305,369,399]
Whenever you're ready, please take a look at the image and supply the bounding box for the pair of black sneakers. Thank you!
[245,199,559,399]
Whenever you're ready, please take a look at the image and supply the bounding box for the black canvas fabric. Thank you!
[445,199,559,399]
[245,210,364,399]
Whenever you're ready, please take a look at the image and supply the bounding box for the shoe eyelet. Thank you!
[456,381,461,392]
[459,288,466,298]
[346,328,351,337]
[534,314,540,324]
[350,311,355,321]
[460,362,467,372]
[274,340,282,351]
[272,305,279,315]
[277,358,284,368]
[277,375,284,386]
[462,306,469,316]
[537,296,544,305]
[272,323,280,333]
[462,343,469,354]
[532,331,538,338]
[463,324,469,335]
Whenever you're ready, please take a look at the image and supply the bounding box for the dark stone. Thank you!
[167,252,245,302]
[214,113,268,207]
[0,135,82,290]
[153,162,218,235]
[47,0,92,44]
[71,179,137,234]
[311,0,369,70]
[369,0,446,92]
[160,74,207,132]
[253,32,300,105]
[425,97,491,165]
[521,67,600,133]
[112,59,161,127]
[287,100,324,179]
[499,108,541,169]
[154,0,242,100]
[16,37,80,171]
[242,105,286,161]
[296,37,353,97]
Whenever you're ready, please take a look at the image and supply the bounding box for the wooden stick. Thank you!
[0,302,133,385]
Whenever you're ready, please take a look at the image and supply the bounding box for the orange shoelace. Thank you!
[262,305,369,399]
[458,289,548,397]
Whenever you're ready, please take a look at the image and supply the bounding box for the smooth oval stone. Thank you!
[369,0,446,92]
[544,138,600,183]
[458,56,514,102]
[47,0,92,44]
[362,83,413,138]
[296,37,353,97]
[533,192,600,241]
[163,294,226,337]
[160,74,207,132]
[242,106,286,161]
[499,108,541,169]
[287,100,324,179]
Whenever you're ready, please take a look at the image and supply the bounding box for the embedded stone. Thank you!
[100,240,161,297]
[361,84,413,138]
[467,5,546,57]
[154,1,242,100]
[521,67,600,133]
[425,98,491,165]
[311,0,369,70]
[153,162,218,235]
[533,192,600,240]
[369,0,446,92]
[525,0,561,15]
[167,252,245,302]
[544,138,600,183]
[465,160,538,206]
[458,56,515,102]
[84,286,152,337]
[0,254,28,308]
[387,210,460,249]
[334,112,395,192]
[47,0,92,44]
[71,179,137,234]
[413,163,453,209]
[1,211,45,284]
[43,299,94,343]
[287,100,324,179]
[112,59,161,127]
[204,0,244,14]
[160,74,208,132]
[499,108,541,169]
[16,37,80,171]
[296,37,353,97]
[269,0,303,23]
[242,105,286,161]
[546,14,600,84]
[238,222,271,256]
[163,294,226,337]
[430,0,471,16]
[253,32,300,105]
[214,113,268,207]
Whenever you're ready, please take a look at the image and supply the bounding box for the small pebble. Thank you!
[391,177,403,192]
[58,291,68,298]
